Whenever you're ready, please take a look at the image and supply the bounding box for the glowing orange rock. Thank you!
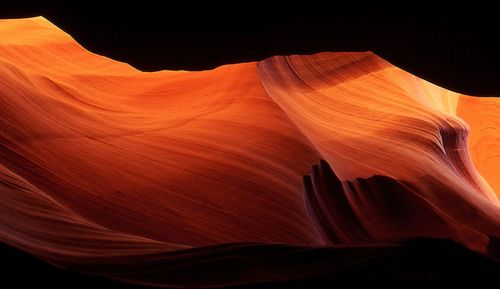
[457,96,500,198]
[0,17,499,287]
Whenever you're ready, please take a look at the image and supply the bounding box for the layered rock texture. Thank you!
[0,17,498,287]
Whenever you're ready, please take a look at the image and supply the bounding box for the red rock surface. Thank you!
[0,17,499,287]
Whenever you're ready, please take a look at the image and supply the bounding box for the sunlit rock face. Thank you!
[457,96,500,198]
[258,52,500,251]
[0,17,499,288]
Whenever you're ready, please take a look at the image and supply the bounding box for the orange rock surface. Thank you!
[0,17,499,287]
[457,96,500,198]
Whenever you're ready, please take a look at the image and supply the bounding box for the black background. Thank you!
[1,1,500,95]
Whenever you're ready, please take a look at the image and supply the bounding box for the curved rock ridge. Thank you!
[258,52,500,252]
[458,96,500,199]
[303,160,494,250]
[0,17,499,287]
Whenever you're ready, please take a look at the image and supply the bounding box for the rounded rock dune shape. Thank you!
[0,17,499,287]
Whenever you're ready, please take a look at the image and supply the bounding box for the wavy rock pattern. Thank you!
[457,96,500,198]
[0,17,499,287]
[258,52,500,251]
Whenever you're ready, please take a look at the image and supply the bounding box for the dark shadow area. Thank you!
[0,242,149,289]
[1,237,499,289]
[1,2,500,95]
